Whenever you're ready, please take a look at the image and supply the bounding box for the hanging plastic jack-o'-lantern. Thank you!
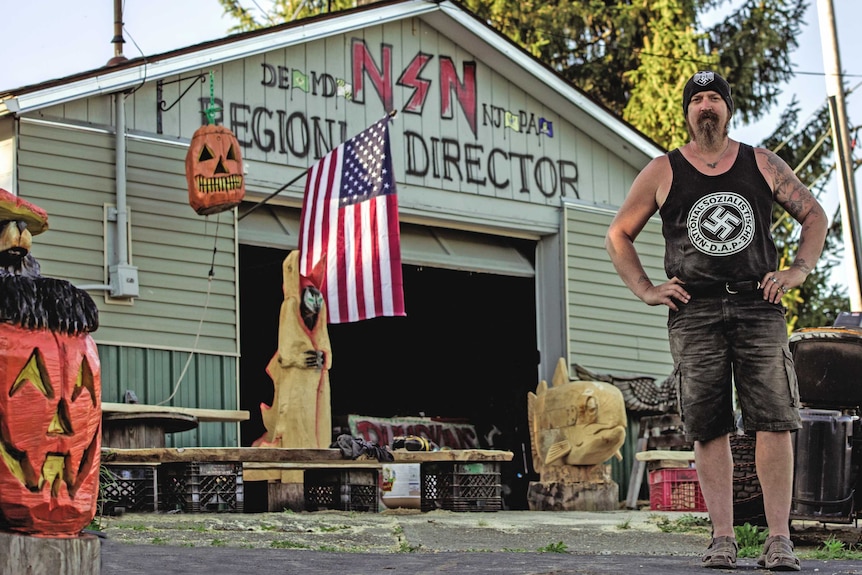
[185,74,245,216]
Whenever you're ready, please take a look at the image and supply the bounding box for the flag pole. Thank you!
[237,168,310,221]
[237,110,398,222]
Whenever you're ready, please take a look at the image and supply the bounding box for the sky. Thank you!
[1,0,860,293]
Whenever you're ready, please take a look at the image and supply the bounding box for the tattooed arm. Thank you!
[755,147,828,294]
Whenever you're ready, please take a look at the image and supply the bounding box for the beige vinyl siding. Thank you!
[564,202,672,381]
[36,18,647,217]
[17,119,238,355]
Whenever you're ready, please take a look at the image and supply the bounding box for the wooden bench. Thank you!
[100,447,513,513]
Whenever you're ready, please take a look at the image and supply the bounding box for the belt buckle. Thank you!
[725,282,738,295]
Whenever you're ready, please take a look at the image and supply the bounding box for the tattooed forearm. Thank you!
[761,149,815,219]
[637,274,650,286]
[792,258,813,275]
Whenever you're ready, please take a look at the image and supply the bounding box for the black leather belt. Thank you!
[686,280,762,298]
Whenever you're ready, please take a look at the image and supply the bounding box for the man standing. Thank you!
[606,70,827,571]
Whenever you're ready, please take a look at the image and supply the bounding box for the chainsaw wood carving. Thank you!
[527,358,626,510]
[253,251,331,486]
[0,189,102,543]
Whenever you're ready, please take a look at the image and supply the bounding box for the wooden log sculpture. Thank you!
[527,358,626,511]
[253,251,332,489]
[0,189,102,542]
[185,123,246,216]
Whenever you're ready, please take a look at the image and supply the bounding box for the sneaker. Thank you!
[756,535,800,571]
[702,536,738,569]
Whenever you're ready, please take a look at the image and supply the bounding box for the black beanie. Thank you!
[683,71,733,117]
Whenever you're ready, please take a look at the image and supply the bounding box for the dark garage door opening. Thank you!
[239,243,539,509]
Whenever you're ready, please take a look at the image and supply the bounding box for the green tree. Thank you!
[219,0,354,30]
[457,0,805,147]
[622,0,714,150]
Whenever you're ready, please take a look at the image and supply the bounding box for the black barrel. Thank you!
[791,408,856,522]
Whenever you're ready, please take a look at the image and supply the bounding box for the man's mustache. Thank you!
[698,110,719,124]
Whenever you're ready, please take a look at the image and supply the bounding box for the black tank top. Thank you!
[660,143,778,287]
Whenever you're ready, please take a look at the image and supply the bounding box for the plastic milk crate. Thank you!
[304,468,380,512]
[649,467,707,512]
[160,462,244,513]
[100,464,159,514]
[420,461,503,512]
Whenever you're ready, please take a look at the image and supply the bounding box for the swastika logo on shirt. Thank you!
[687,192,755,256]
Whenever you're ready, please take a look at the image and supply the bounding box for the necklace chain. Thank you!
[694,140,730,169]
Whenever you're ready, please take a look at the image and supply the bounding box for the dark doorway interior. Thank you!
[239,243,539,509]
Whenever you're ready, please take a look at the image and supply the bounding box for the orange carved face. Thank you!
[185,124,245,216]
[0,325,101,537]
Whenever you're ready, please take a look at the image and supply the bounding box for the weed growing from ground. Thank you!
[800,537,862,560]
[733,523,767,558]
[270,540,310,549]
[616,518,632,530]
[537,541,568,553]
[397,541,421,553]
[652,514,710,534]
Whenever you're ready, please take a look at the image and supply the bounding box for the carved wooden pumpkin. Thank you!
[0,324,101,537]
[185,124,245,215]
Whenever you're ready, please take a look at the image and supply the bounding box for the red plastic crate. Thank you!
[649,468,707,512]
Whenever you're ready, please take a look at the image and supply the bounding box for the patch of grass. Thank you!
[151,537,169,545]
[318,524,350,532]
[396,541,421,553]
[191,524,208,532]
[616,518,632,530]
[318,544,340,552]
[651,514,711,534]
[477,519,489,527]
[800,537,862,560]
[260,524,279,531]
[90,464,119,531]
[270,540,310,549]
[733,523,767,558]
[537,541,568,553]
[130,524,152,531]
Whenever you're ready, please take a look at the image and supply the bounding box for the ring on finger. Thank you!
[780,286,787,293]
[770,277,778,283]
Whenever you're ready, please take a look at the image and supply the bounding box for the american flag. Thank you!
[297,115,405,324]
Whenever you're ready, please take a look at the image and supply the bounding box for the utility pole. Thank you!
[817,0,862,310]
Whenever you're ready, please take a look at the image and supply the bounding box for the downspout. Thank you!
[116,93,128,268]
[80,0,139,296]
[107,0,139,298]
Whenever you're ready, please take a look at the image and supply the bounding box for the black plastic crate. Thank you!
[304,468,379,512]
[421,462,502,512]
[161,462,244,513]
[100,464,158,514]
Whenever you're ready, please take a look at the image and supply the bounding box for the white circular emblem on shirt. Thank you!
[687,192,755,256]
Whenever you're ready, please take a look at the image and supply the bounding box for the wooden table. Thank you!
[102,411,198,449]
[101,403,250,449]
